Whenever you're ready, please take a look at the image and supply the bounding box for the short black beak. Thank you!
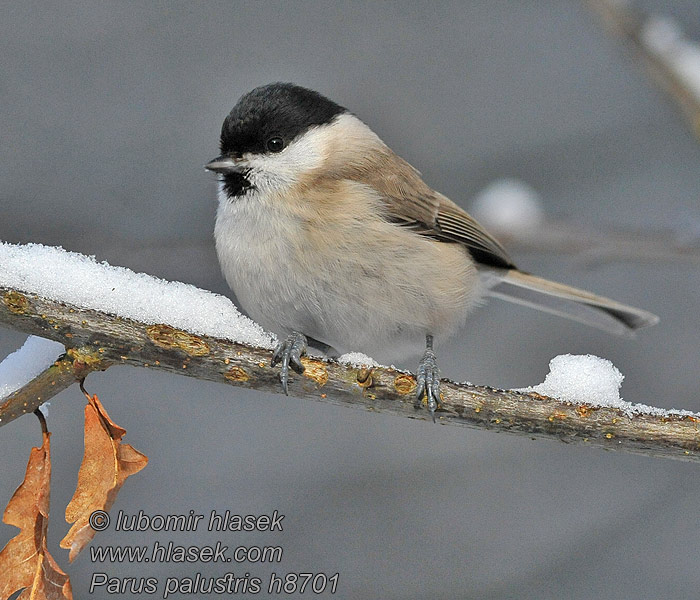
[204,155,242,174]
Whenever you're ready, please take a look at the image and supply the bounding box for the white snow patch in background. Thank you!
[338,352,379,368]
[0,242,275,349]
[520,354,699,418]
[470,178,545,232]
[0,336,65,400]
[642,15,700,99]
[642,15,684,54]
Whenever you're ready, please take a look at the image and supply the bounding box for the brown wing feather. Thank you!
[341,145,515,268]
[433,193,515,268]
[322,117,514,268]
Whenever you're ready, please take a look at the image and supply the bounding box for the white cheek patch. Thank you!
[227,114,376,196]
[242,127,327,192]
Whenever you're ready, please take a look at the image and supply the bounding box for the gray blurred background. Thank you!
[1,1,699,598]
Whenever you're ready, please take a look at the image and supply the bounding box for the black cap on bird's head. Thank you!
[217,83,346,159]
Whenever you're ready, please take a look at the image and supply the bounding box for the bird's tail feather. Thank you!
[484,269,659,336]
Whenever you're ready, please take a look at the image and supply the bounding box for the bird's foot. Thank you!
[415,343,441,423]
[271,331,307,395]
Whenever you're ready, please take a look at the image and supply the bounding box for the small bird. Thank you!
[206,83,658,420]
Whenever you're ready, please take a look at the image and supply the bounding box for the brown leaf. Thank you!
[0,430,73,600]
[60,393,147,562]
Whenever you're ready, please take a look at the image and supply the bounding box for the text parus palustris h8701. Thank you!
[206,83,658,420]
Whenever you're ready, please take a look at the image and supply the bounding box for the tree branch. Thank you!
[0,351,104,426]
[1,285,699,462]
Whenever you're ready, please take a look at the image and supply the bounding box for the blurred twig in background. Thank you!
[486,217,700,266]
[470,178,700,266]
[589,0,700,139]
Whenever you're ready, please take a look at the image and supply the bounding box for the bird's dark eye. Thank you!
[266,136,284,153]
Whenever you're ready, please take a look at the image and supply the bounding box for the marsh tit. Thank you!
[206,83,658,420]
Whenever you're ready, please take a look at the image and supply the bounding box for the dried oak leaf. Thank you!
[0,431,73,600]
[60,393,147,562]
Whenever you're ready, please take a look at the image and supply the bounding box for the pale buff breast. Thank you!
[215,177,481,361]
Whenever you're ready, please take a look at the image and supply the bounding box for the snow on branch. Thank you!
[0,241,699,462]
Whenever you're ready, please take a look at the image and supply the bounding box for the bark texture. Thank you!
[1,286,699,462]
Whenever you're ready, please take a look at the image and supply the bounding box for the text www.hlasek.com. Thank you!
[87,509,339,595]
[90,540,282,564]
